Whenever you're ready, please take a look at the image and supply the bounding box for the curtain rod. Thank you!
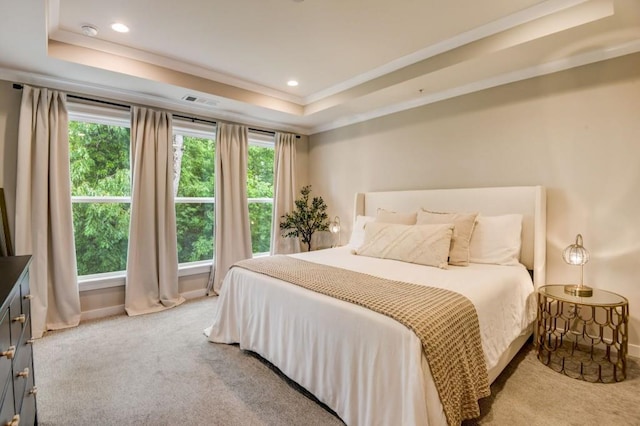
[13,83,130,110]
[13,83,300,138]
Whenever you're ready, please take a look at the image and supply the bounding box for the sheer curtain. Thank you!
[270,132,299,255]
[125,106,184,315]
[15,84,81,338]
[207,123,252,295]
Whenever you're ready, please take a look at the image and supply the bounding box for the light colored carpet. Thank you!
[33,297,640,425]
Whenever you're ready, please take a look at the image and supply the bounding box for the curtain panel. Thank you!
[125,107,184,315]
[207,123,252,294]
[15,85,81,338]
[270,132,299,255]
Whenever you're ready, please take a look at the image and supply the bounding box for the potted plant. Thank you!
[280,185,329,251]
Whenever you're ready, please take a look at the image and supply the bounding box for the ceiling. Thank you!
[0,0,639,135]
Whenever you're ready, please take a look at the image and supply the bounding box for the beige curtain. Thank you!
[270,132,300,255]
[125,107,184,315]
[15,85,81,338]
[207,123,252,294]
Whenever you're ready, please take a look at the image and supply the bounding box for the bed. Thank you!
[205,186,546,425]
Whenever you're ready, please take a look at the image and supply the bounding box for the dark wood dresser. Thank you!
[0,256,37,425]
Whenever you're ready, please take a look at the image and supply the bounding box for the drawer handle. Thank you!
[0,346,15,359]
[23,294,34,300]
[17,367,29,379]
[29,386,38,396]
[12,314,26,324]
[5,414,19,426]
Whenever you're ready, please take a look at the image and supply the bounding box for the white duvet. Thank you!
[205,247,537,426]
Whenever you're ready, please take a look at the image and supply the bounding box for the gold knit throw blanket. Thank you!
[233,255,490,425]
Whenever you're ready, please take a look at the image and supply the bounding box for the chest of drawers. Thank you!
[0,256,37,426]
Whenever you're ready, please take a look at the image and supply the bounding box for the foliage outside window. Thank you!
[69,119,131,276]
[173,132,215,264]
[247,143,274,254]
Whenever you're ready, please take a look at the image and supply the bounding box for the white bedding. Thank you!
[206,247,537,426]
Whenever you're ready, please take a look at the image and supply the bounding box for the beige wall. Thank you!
[0,79,310,318]
[308,52,640,354]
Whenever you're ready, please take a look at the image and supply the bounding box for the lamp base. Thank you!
[564,284,593,297]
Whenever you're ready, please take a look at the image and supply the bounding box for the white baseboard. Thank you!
[80,288,209,322]
[80,304,126,322]
[182,288,208,299]
[629,343,640,359]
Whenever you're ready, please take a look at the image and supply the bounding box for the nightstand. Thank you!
[536,285,628,383]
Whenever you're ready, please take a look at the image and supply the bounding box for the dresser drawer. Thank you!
[8,290,24,347]
[0,379,15,426]
[20,273,32,319]
[0,310,12,384]
[19,371,36,426]
[12,357,30,416]
[12,318,33,415]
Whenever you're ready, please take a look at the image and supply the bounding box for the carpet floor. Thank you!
[33,296,640,425]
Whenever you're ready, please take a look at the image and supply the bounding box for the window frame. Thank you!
[68,103,133,291]
[68,105,275,291]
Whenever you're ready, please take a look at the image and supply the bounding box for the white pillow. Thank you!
[375,208,417,225]
[417,210,478,266]
[355,222,453,269]
[348,215,375,248]
[469,214,523,266]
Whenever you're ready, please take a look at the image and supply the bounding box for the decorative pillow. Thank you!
[416,210,478,266]
[355,222,453,269]
[348,215,375,248]
[375,208,417,225]
[469,214,523,266]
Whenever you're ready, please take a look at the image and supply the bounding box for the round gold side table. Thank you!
[536,285,628,383]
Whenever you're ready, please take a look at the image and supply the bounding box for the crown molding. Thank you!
[309,38,640,134]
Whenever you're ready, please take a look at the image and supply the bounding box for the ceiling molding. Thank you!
[48,28,306,105]
[0,67,311,135]
[303,0,591,104]
[3,0,638,136]
[5,35,639,137]
[309,38,640,134]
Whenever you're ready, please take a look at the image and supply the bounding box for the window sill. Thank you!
[77,253,270,292]
[78,260,214,292]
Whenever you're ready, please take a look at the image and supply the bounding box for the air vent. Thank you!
[181,95,218,107]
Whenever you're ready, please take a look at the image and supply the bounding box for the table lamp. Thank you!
[563,234,592,297]
[330,216,341,248]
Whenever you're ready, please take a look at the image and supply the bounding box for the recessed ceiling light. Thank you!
[81,25,98,37]
[111,23,130,33]
[287,80,299,87]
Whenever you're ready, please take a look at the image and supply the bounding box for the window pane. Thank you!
[249,202,272,254]
[247,145,274,198]
[73,203,130,275]
[174,134,215,264]
[176,203,214,263]
[247,144,274,254]
[70,119,131,277]
[69,121,130,197]
[174,135,215,198]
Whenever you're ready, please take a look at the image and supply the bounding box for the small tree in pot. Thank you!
[280,185,329,251]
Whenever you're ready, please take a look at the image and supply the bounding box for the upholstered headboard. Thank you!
[353,186,547,287]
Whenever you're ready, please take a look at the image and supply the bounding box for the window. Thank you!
[247,134,275,255]
[172,123,215,265]
[69,106,131,277]
[69,104,275,281]
[172,127,274,261]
